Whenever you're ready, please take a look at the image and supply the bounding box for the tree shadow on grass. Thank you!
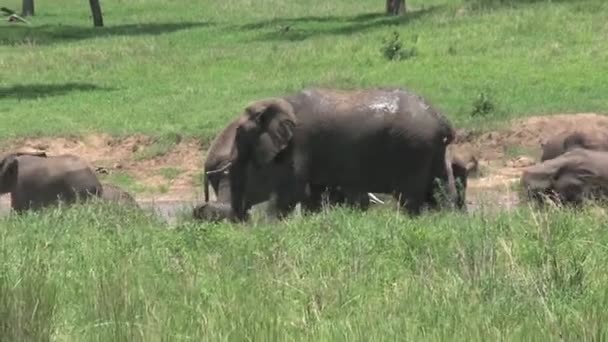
[236,7,441,42]
[0,83,114,100]
[0,21,212,46]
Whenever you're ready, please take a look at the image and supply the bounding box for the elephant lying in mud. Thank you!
[204,87,464,222]
[0,151,103,212]
[100,183,139,207]
[521,148,608,205]
[541,129,608,161]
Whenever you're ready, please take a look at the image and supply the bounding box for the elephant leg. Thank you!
[301,184,325,213]
[273,167,306,220]
[396,191,424,216]
[326,186,346,206]
[344,189,370,211]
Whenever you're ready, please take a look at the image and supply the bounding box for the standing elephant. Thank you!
[227,87,459,221]
[197,113,382,222]
[521,148,608,205]
[0,151,103,212]
[541,129,608,161]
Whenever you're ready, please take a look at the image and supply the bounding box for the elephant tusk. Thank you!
[205,162,232,175]
[368,193,384,205]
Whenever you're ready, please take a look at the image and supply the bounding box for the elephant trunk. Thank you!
[203,172,210,203]
[229,159,249,221]
[202,162,232,203]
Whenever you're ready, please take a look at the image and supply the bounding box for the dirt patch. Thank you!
[1,112,606,207]
[2,134,205,202]
[452,112,608,206]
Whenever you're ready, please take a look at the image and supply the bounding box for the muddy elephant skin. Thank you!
[522,148,608,205]
[541,129,608,161]
[228,87,459,221]
[0,152,103,212]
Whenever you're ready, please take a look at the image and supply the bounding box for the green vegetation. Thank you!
[2,0,608,339]
[2,0,608,140]
[3,203,608,340]
[133,132,182,161]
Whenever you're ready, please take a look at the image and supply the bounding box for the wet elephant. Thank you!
[227,87,461,221]
[522,148,608,205]
[541,129,608,161]
[196,113,383,222]
[100,183,139,207]
[0,151,102,212]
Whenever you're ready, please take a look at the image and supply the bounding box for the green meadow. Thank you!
[2,0,608,340]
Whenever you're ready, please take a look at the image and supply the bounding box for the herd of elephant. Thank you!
[1,87,607,221]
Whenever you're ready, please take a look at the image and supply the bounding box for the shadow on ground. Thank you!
[0,83,113,100]
[236,7,440,42]
[0,21,212,45]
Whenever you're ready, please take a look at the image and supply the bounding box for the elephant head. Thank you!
[0,151,47,194]
[450,153,477,210]
[521,148,608,205]
[229,98,297,221]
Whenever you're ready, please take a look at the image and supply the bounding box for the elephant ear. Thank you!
[248,99,296,165]
[0,155,19,193]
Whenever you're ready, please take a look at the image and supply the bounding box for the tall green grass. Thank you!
[2,202,608,340]
[3,0,608,339]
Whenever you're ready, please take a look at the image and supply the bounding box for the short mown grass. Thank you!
[2,202,608,340]
[2,0,608,140]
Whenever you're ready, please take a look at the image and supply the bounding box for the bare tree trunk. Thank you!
[386,0,406,16]
[21,0,34,16]
[89,0,104,27]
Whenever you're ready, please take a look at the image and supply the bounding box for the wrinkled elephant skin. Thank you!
[0,152,103,212]
[228,87,459,221]
[522,148,608,205]
[541,129,608,161]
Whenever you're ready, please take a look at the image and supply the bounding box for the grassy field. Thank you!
[2,0,608,140]
[4,203,608,341]
[3,0,608,340]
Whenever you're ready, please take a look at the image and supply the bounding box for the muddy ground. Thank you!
[2,113,607,221]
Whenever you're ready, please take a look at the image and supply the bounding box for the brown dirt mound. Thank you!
[452,112,608,205]
[1,134,205,201]
[0,112,606,206]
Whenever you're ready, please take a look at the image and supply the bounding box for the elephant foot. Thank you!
[193,202,238,222]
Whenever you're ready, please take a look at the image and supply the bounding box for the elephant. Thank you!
[541,129,608,161]
[197,112,384,222]
[0,151,103,212]
[226,87,460,221]
[521,148,608,206]
[100,183,139,207]
[449,151,478,209]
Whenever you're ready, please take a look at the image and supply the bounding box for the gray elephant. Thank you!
[226,87,460,221]
[197,112,383,222]
[449,151,478,209]
[521,148,608,205]
[541,129,608,161]
[0,151,102,212]
[100,183,139,207]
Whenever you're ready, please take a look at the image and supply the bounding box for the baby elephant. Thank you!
[541,129,608,161]
[521,148,608,206]
[193,201,240,223]
[100,183,139,207]
[0,151,103,212]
